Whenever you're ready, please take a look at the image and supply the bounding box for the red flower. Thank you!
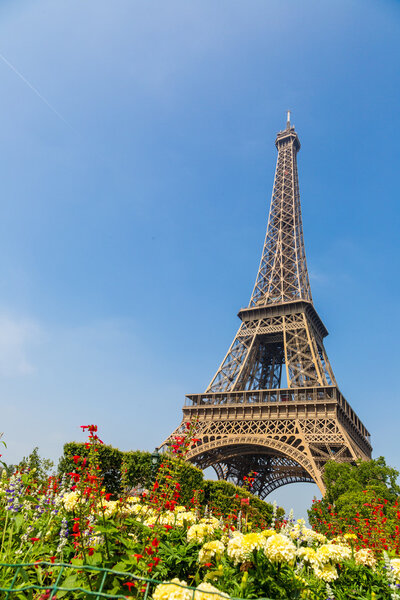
[124,582,136,591]
[151,538,159,548]
[88,548,94,556]
[30,537,40,543]
[133,554,144,561]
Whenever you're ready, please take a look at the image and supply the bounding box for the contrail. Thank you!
[0,52,71,128]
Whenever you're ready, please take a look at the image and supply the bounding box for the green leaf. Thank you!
[112,561,128,571]
[14,513,24,532]
[61,574,79,588]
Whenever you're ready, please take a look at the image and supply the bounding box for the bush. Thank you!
[308,457,400,555]
[59,442,123,495]
[203,479,282,527]
[59,443,204,504]
[59,442,275,520]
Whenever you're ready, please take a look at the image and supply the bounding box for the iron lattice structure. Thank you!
[164,114,371,497]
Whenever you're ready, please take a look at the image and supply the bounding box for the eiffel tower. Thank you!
[164,113,371,497]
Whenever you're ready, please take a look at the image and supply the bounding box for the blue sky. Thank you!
[0,0,399,517]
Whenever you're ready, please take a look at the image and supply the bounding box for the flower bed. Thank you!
[1,426,400,599]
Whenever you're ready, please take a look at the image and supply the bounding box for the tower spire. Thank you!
[250,115,310,306]
[286,110,291,129]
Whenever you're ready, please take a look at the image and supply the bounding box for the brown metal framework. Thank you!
[163,113,371,497]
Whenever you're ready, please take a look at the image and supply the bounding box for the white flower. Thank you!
[355,548,376,568]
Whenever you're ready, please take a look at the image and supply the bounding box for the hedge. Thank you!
[59,443,203,504]
[203,479,283,527]
[59,443,277,525]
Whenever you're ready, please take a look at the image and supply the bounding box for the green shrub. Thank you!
[203,479,281,527]
[59,442,123,495]
[59,443,203,503]
[59,442,276,522]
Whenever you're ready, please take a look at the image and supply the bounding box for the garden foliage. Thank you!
[1,427,400,599]
[309,458,400,557]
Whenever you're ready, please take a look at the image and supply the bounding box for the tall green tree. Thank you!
[309,457,400,527]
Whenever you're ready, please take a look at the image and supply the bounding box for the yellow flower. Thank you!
[193,582,229,600]
[175,511,197,527]
[158,512,176,526]
[199,540,225,565]
[390,558,400,583]
[242,533,266,553]
[188,524,214,543]
[62,491,80,511]
[260,529,276,538]
[227,532,248,565]
[310,531,327,544]
[313,563,338,582]
[315,543,351,565]
[101,500,118,518]
[296,547,317,564]
[200,517,220,529]
[143,510,162,527]
[264,533,296,563]
[126,495,140,503]
[153,578,192,600]
[132,503,149,516]
[344,533,357,541]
